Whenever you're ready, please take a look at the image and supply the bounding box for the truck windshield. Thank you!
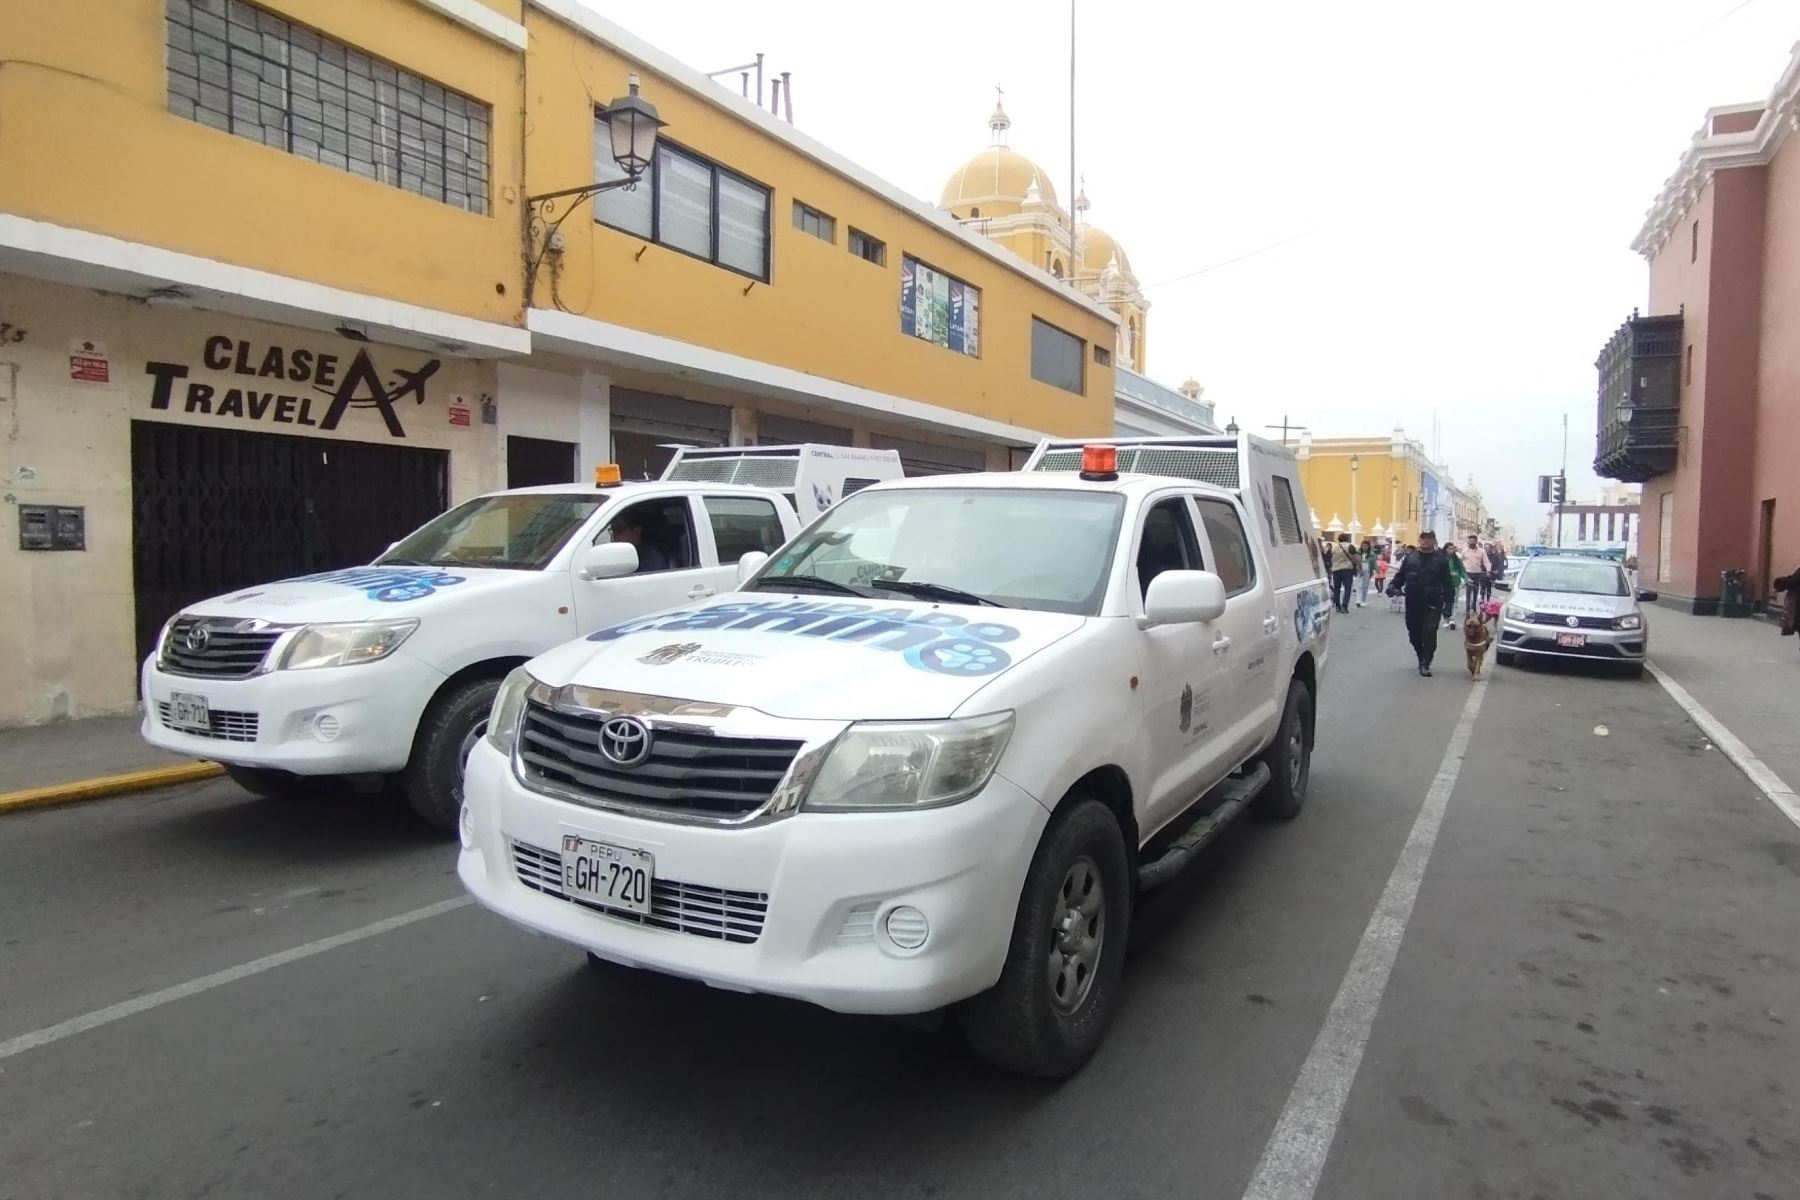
[752,487,1124,615]
[379,493,604,571]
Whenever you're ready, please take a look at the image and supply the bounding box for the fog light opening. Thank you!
[458,802,475,850]
[884,905,929,951]
[312,713,342,742]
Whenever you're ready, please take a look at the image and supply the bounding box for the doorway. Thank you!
[1757,498,1776,611]
[130,421,449,667]
[506,435,578,488]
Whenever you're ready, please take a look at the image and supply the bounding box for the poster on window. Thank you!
[949,281,966,354]
[900,256,978,358]
[899,257,917,337]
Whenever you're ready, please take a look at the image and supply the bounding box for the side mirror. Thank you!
[578,541,639,581]
[1493,579,1512,592]
[736,550,770,586]
[1637,589,1659,602]
[1143,570,1228,626]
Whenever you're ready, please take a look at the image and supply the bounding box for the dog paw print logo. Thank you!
[907,638,1010,677]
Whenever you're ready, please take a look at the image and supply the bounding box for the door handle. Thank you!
[1211,635,1232,655]
[687,586,715,599]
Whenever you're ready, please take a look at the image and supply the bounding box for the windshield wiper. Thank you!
[872,579,1005,607]
[749,574,867,597]
[379,556,424,565]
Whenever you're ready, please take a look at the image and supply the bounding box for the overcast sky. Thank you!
[602,0,1796,536]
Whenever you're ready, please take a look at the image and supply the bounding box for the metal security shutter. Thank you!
[756,414,853,446]
[610,388,732,444]
[1030,444,1240,489]
[869,434,987,477]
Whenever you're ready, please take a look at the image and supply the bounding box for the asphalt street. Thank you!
[2,608,1797,1200]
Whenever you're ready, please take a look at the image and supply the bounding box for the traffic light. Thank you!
[1537,475,1554,504]
[1551,476,1567,506]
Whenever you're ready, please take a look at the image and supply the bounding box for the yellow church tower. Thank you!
[940,95,1150,371]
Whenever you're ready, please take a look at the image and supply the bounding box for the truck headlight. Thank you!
[485,666,534,756]
[277,619,418,670]
[1615,613,1642,630]
[803,712,1014,812]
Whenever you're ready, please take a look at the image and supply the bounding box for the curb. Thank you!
[1648,660,1800,833]
[0,762,225,816]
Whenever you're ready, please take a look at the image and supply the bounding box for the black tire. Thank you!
[1496,649,1517,668]
[1619,661,1645,680]
[1256,680,1313,821]
[956,798,1130,1078]
[405,677,500,831]
[222,764,342,801]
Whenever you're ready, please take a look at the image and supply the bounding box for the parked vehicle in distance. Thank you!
[459,435,1332,1076]
[662,443,903,522]
[1495,555,1656,676]
[140,462,828,828]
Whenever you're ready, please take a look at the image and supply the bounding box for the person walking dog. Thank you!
[1388,531,1455,676]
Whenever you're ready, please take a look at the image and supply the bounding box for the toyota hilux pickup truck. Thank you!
[139,469,810,829]
[458,435,1332,1076]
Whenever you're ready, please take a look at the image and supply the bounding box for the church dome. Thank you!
[940,146,1059,210]
[1077,225,1133,277]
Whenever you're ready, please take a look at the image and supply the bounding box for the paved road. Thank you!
[2,611,1797,1200]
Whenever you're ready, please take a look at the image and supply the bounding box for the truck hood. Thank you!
[181,565,539,625]
[527,595,1087,720]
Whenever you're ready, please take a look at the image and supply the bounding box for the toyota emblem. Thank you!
[1565,615,1580,628]
[185,624,211,653]
[599,717,652,767]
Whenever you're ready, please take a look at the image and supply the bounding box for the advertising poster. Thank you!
[899,257,917,337]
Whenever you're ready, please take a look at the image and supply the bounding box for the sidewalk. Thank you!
[0,712,212,802]
[1646,606,1800,799]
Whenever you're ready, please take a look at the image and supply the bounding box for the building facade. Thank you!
[0,0,1117,725]
[1550,503,1639,558]
[1284,428,1479,547]
[1596,44,1800,613]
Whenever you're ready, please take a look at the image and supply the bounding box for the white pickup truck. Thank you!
[459,435,1333,1076]
[138,472,811,828]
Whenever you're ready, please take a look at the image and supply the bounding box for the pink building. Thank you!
[1597,46,1800,614]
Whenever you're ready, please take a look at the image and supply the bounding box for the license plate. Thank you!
[167,691,212,732]
[560,835,654,916]
[1555,632,1587,648]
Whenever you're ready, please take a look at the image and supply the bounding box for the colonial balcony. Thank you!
[1593,312,1682,482]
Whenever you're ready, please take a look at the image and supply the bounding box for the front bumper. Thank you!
[457,740,1050,1015]
[139,652,445,774]
[1498,618,1646,662]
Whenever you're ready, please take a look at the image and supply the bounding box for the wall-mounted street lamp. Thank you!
[1225,416,1240,435]
[524,74,666,303]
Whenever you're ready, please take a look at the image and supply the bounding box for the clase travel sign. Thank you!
[145,336,443,438]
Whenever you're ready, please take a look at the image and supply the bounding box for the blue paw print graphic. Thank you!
[908,638,1010,677]
[372,582,435,601]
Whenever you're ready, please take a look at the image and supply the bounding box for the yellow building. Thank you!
[0,0,1117,725]
[940,100,1150,373]
[1284,428,1485,547]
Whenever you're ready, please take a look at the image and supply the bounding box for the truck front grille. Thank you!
[510,840,768,944]
[155,703,260,742]
[160,618,282,679]
[517,703,803,820]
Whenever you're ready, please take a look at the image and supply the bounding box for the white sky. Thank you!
[599,0,1798,536]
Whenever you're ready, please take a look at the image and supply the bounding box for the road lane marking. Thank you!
[1241,679,1488,1200]
[0,897,471,1062]
[1648,661,1800,832]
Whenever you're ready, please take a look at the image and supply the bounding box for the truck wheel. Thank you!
[956,798,1130,1078]
[223,765,342,801]
[1256,679,1313,821]
[405,677,499,832]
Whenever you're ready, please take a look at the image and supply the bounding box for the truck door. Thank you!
[1192,495,1283,764]
[571,495,717,634]
[699,494,790,591]
[1133,495,1235,833]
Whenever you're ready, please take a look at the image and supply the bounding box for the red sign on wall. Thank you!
[448,404,471,427]
[69,339,110,383]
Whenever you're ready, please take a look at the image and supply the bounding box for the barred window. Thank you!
[165,0,490,214]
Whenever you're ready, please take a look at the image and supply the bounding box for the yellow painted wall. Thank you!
[1293,445,1427,540]
[524,13,1116,437]
[0,0,522,324]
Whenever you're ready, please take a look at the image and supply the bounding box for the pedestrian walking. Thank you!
[1374,545,1391,598]
[1445,546,1468,628]
[1357,538,1375,607]
[1459,534,1489,615]
[1388,531,1455,675]
[1328,534,1357,612]
[1775,563,1800,650]
[1483,540,1505,601]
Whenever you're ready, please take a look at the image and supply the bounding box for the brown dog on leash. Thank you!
[1463,612,1494,678]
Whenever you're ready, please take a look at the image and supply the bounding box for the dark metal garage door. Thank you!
[130,421,449,667]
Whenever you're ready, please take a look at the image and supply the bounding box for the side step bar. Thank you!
[1137,761,1272,890]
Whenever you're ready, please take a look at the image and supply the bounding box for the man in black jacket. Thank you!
[1388,531,1456,676]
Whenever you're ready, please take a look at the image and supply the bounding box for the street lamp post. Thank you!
[1349,453,1360,535]
[1389,474,1398,547]
[523,74,666,303]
